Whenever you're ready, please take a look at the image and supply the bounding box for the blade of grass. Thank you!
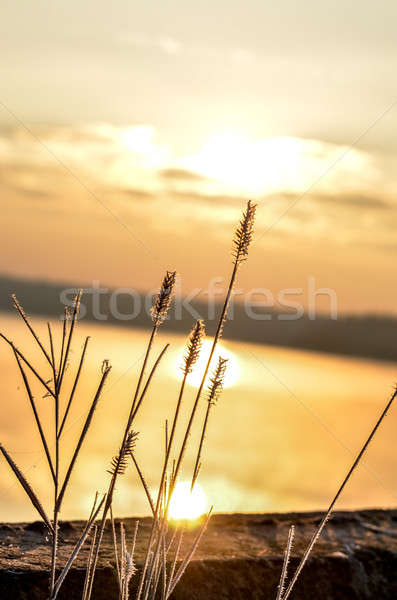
[52,495,105,599]
[173,203,256,495]
[56,362,112,510]
[85,341,169,600]
[282,387,397,600]
[130,341,169,423]
[110,504,121,592]
[137,322,205,599]
[47,323,56,374]
[165,528,183,598]
[0,333,55,398]
[139,203,256,599]
[276,526,294,600]
[191,357,227,490]
[57,310,67,391]
[130,454,156,517]
[12,348,56,483]
[57,291,82,394]
[0,444,53,533]
[166,509,212,598]
[12,294,53,367]
[82,526,97,600]
[58,337,90,439]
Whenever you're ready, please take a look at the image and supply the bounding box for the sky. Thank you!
[1,1,397,314]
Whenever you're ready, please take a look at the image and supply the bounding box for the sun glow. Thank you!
[182,132,319,194]
[119,125,169,167]
[168,481,207,521]
[174,339,240,388]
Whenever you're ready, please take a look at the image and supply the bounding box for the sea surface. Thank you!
[1,313,396,521]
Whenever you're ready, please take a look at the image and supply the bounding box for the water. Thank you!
[0,313,396,522]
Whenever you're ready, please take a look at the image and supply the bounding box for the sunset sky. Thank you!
[1,1,397,313]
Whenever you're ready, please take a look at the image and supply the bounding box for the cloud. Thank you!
[316,192,392,211]
[170,189,250,208]
[107,187,155,203]
[1,122,397,254]
[266,190,393,212]
[159,168,210,182]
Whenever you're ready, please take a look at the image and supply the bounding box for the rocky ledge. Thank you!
[1,509,396,599]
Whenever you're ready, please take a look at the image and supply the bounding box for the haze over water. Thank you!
[1,314,396,522]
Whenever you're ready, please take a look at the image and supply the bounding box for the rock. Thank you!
[1,510,396,599]
[24,522,47,534]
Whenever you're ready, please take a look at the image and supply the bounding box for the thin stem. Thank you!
[191,400,212,491]
[174,260,238,490]
[49,506,58,596]
[12,348,56,483]
[282,387,397,600]
[56,364,111,511]
[57,292,82,394]
[165,528,183,598]
[110,505,121,593]
[0,333,55,398]
[136,374,188,599]
[166,508,212,598]
[58,337,90,439]
[86,328,166,600]
[139,263,239,600]
[0,444,53,533]
[191,357,227,489]
[82,526,97,600]
[12,294,53,367]
[48,323,56,373]
[48,324,58,412]
[131,454,156,517]
[276,526,294,600]
[130,338,166,424]
[56,310,67,392]
[50,375,60,596]
[157,375,188,514]
[52,496,105,600]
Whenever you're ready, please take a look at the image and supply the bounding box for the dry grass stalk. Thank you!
[82,526,98,600]
[0,444,53,533]
[191,356,228,490]
[108,431,139,478]
[276,525,294,600]
[0,292,112,600]
[12,294,53,367]
[232,199,256,265]
[2,202,258,600]
[52,494,105,599]
[151,271,177,326]
[86,270,176,600]
[165,508,213,598]
[171,201,256,489]
[136,202,256,600]
[281,387,397,600]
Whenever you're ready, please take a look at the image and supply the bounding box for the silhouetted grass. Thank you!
[3,198,392,600]
[0,201,256,600]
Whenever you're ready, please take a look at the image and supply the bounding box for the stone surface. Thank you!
[0,510,396,599]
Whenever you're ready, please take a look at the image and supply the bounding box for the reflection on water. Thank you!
[172,338,240,389]
[0,313,396,522]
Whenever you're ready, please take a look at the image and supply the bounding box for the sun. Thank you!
[174,339,240,388]
[181,132,303,194]
[168,481,207,521]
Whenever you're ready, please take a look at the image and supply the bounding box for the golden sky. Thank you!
[1,1,397,313]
